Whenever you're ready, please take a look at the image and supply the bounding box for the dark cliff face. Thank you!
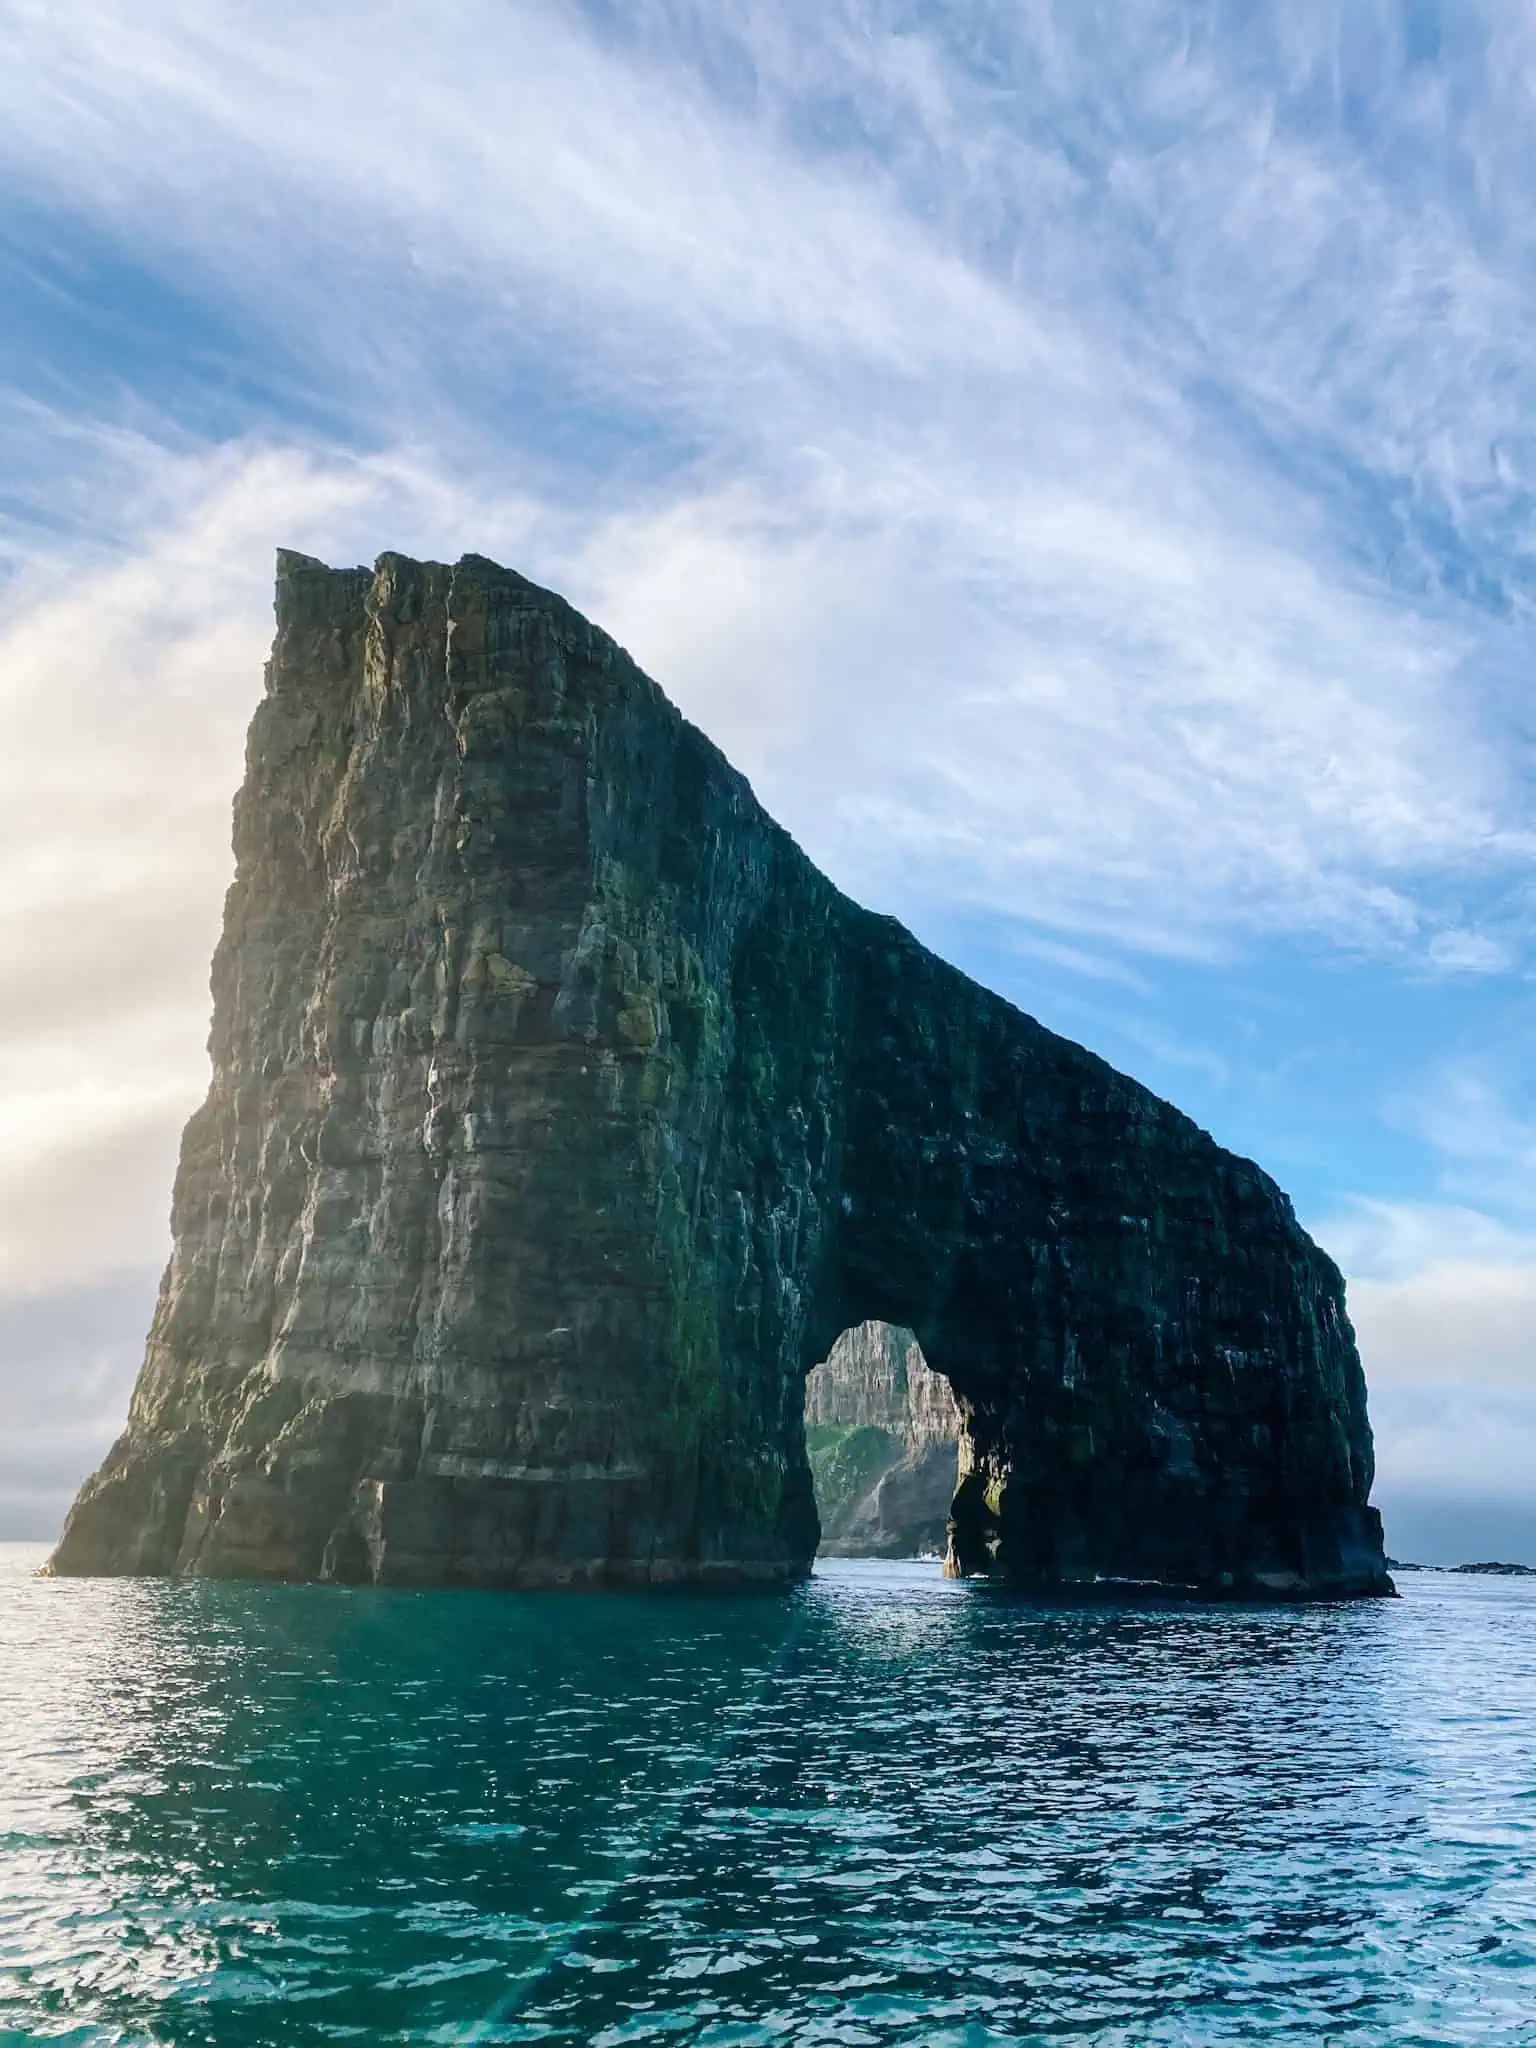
[51,551,1391,1597]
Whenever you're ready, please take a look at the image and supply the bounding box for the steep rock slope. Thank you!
[804,1321,960,1443]
[52,552,1391,1596]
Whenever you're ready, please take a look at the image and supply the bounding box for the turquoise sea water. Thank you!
[1,1545,1534,2045]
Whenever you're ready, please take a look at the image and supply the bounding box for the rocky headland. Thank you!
[51,551,1392,1597]
[804,1322,960,1557]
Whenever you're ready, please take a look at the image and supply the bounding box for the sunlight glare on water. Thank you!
[1,1546,1533,2044]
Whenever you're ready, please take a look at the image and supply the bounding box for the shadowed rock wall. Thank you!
[51,551,1391,1597]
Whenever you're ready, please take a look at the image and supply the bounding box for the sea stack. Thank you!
[52,551,1392,1596]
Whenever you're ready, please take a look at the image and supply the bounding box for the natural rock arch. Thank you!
[52,552,1390,1598]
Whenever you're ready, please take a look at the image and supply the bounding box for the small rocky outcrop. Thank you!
[51,551,1393,1597]
[805,1323,959,1557]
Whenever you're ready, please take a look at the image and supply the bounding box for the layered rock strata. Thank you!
[804,1321,961,1443]
[52,551,1392,1596]
[805,1323,960,1557]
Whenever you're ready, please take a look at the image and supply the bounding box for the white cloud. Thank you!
[1425,929,1511,975]
[1352,1256,1536,1394]
[0,432,555,1293]
[4,2,1536,1536]
[1370,1386,1536,1504]
[1326,1200,1536,1381]
[1315,1198,1536,1512]
[0,3,1054,427]
[0,3,1531,968]
[1378,1063,1536,1223]
[568,449,1524,963]
[1325,1196,1536,1281]
[0,1272,159,1538]
[1314,1199,1536,1523]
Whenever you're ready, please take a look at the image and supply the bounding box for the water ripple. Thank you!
[1,1549,1533,2043]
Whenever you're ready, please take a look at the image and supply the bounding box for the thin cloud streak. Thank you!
[0,3,1530,964]
[1,4,1535,1534]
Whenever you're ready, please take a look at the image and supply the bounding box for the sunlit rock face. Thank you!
[51,552,1391,1597]
[804,1323,959,1558]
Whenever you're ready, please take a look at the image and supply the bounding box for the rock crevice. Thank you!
[52,550,1391,1597]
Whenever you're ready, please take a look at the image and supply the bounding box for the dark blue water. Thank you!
[2,1545,1533,2045]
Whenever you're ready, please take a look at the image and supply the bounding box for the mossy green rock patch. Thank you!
[807,1424,903,1525]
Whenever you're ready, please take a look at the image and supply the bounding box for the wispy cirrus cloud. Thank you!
[0,1,1532,963]
[1379,1059,1536,1222]
[2,4,1536,1540]
[1326,1198,1536,1385]
[0,429,567,1267]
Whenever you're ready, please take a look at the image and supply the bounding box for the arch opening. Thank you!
[802,1322,966,1563]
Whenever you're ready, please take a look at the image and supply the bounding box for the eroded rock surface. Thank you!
[805,1322,960,1444]
[52,551,1392,1596]
[805,1323,959,1557]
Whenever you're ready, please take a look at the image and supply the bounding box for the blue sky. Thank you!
[1,0,1534,1561]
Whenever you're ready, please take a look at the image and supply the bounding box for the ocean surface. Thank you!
[1,1546,1533,2046]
